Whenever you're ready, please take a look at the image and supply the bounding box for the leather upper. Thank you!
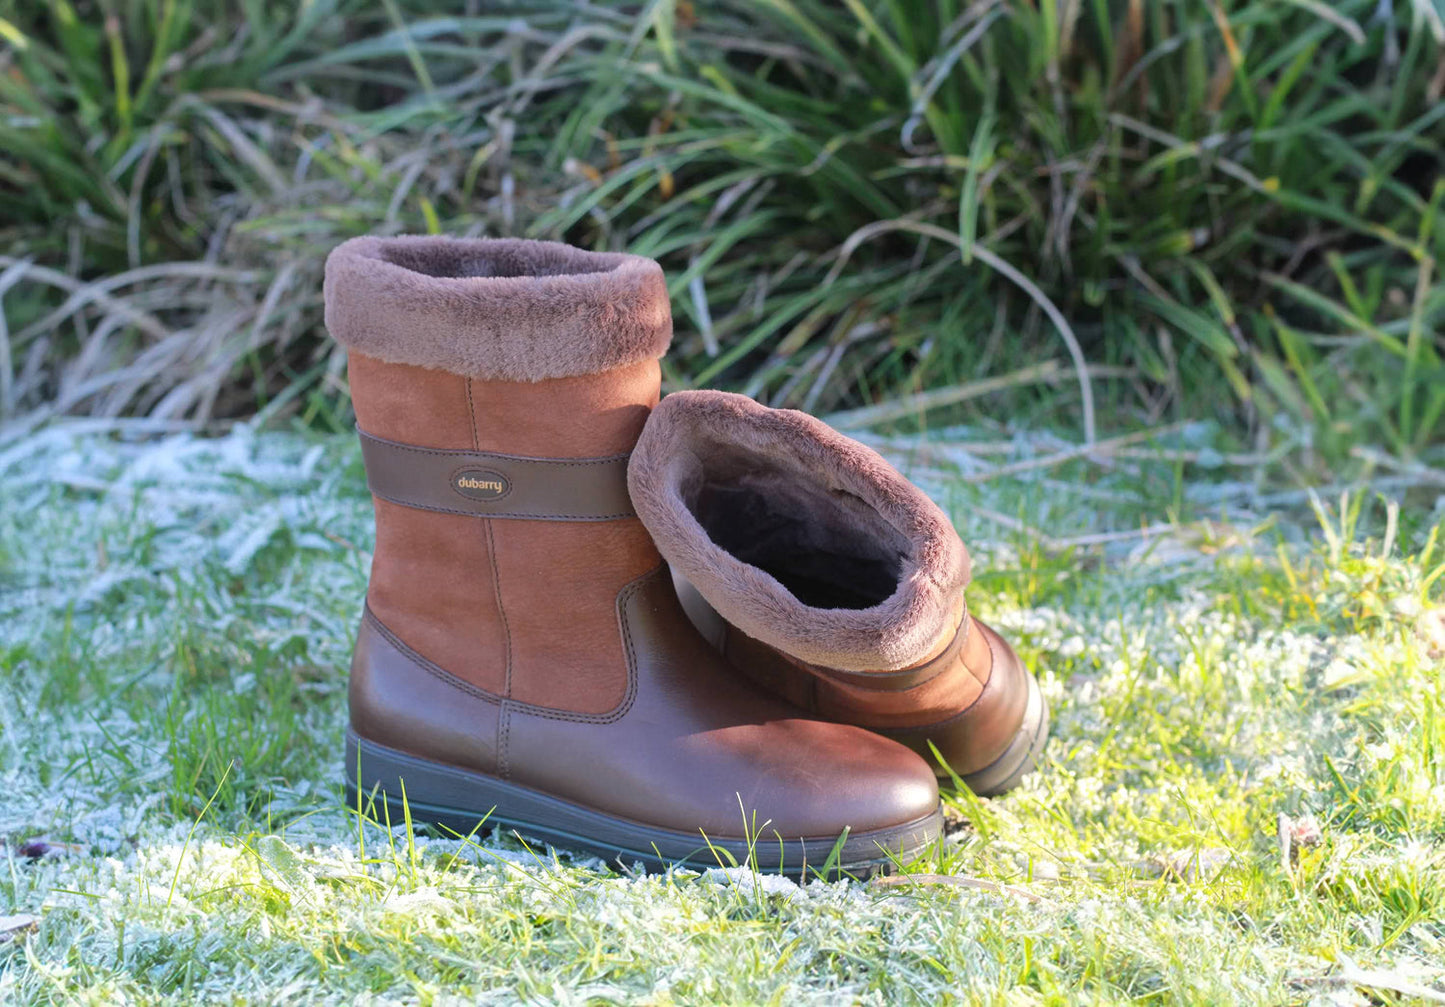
[351,568,941,838]
[345,349,942,839]
[719,612,1033,777]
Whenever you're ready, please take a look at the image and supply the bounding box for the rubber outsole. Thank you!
[957,669,1050,797]
[343,732,942,879]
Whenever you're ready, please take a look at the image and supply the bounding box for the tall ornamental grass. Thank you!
[1,1,1442,469]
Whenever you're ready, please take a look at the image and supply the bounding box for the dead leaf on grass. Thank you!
[16,838,83,860]
[1418,607,1445,660]
[0,914,38,943]
[1133,847,1234,882]
[873,873,1050,905]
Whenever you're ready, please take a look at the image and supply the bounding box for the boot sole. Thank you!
[958,669,1050,797]
[343,731,942,878]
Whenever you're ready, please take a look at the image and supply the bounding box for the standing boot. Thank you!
[628,391,1049,796]
[324,237,942,874]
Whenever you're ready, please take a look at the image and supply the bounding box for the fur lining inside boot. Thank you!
[324,236,672,381]
[628,390,970,673]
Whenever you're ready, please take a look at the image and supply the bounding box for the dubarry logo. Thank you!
[452,469,510,501]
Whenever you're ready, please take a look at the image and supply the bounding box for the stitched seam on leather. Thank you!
[484,517,514,775]
[485,519,513,699]
[820,616,969,692]
[361,576,648,725]
[785,617,964,692]
[613,569,645,718]
[880,623,1000,734]
[500,567,650,726]
[378,447,630,466]
[368,488,636,521]
[360,429,630,466]
[498,704,512,780]
[363,606,502,708]
[465,377,479,452]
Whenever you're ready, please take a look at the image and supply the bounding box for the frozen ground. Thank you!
[0,420,1442,1004]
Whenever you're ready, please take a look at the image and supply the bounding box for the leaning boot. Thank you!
[628,390,1049,796]
[325,237,942,874]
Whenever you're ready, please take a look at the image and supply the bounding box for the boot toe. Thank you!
[717,716,941,840]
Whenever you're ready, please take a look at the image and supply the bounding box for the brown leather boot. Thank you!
[628,391,1049,796]
[324,237,942,874]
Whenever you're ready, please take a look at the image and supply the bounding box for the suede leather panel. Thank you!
[367,499,509,697]
[462,360,660,715]
[349,350,658,714]
[468,359,659,458]
[348,353,475,450]
[492,519,661,715]
[349,351,509,698]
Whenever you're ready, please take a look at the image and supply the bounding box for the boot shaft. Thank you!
[629,389,972,674]
[326,237,670,716]
[631,389,1048,790]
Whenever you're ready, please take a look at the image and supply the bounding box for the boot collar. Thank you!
[324,236,672,383]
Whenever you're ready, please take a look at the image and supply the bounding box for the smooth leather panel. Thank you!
[366,499,508,696]
[724,627,817,711]
[350,569,939,838]
[469,359,659,458]
[721,607,988,713]
[359,429,634,521]
[722,612,1021,772]
[504,568,941,837]
[879,619,1032,775]
[350,607,501,775]
[791,611,971,693]
[810,615,989,728]
[726,623,986,728]
[671,570,970,692]
[492,519,661,715]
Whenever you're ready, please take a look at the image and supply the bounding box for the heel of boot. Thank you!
[958,669,1049,796]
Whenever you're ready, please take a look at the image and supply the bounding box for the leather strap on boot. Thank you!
[731,614,971,693]
[358,429,635,521]
[805,615,971,692]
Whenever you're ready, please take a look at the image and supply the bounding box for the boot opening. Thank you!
[377,242,620,280]
[682,451,908,611]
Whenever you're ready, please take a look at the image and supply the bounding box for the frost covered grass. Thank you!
[1,420,1443,1004]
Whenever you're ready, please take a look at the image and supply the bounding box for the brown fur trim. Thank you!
[324,236,672,382]
[628,391,970,673]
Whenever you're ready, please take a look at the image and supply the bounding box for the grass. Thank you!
[2,1,1443,471]
[2,2,1444,999]
[1,417,1442,1002]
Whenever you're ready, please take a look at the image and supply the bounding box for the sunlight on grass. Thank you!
[1,423,1441,1001]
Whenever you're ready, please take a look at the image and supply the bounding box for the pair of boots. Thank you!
[326,236,1048,876]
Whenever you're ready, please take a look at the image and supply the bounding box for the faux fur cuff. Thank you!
[628,391,970,673]
[324,236,672,382]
